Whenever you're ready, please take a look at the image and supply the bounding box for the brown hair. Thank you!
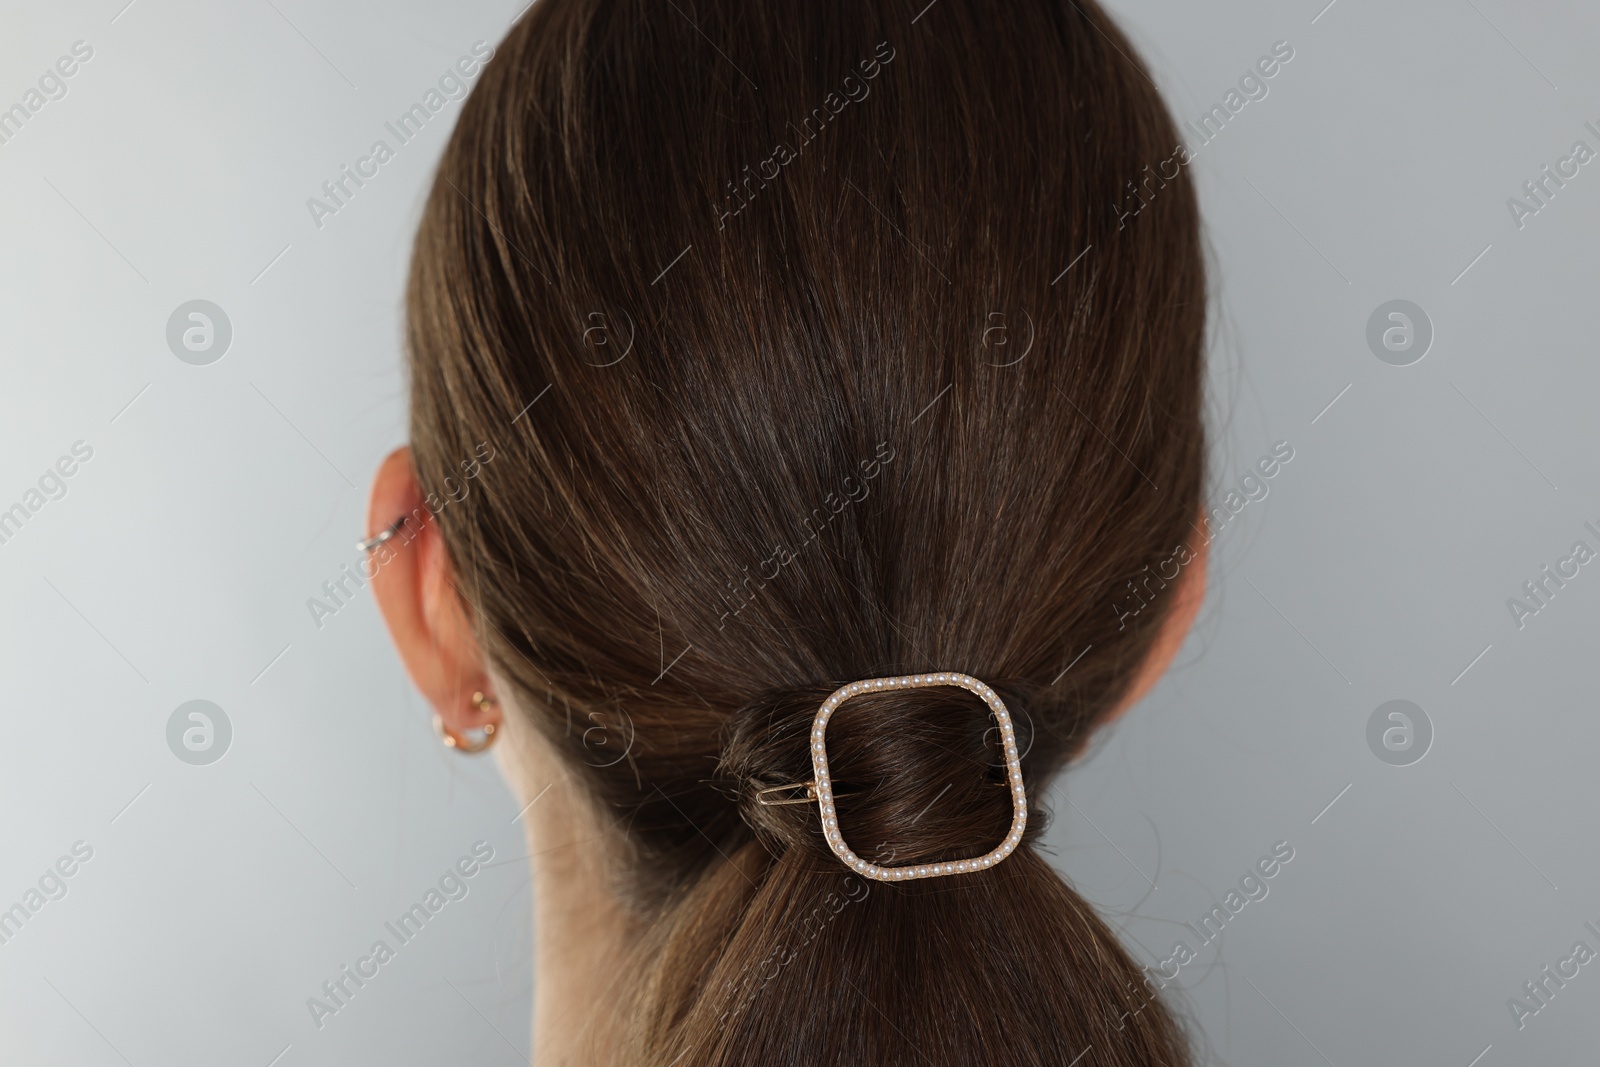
[405,0,1205,1063]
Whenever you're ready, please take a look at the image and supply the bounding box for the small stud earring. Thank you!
[435,690,499,754]
[433,713,497,753]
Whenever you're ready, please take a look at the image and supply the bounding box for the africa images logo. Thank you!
[0,841,94,948]
[1504,519,1600,632]
[0,40,94,148]
[0,440,94,548]
[304,841,494,1030]
[1116,840,1296,1031]
[305,42,494,230]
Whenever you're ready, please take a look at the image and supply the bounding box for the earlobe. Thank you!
[367,446,502,746]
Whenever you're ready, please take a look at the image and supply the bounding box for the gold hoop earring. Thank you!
[433,712,498,754]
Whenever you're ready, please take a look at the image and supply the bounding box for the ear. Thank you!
[367,446,501,743]
[1105,519,1209,720]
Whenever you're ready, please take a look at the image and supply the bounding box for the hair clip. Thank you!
[753,780,860,807]
[799,672,1027,882]
[356,515,409,553]
[755,781,819,806]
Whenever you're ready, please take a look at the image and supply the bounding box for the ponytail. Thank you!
[609,683,1193,1066]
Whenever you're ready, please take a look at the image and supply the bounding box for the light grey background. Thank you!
[1,1,1594,1064]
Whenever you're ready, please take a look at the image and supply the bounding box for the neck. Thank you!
[497,706,636,1067]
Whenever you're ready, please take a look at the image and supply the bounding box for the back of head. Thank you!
[406,1,1204,1063]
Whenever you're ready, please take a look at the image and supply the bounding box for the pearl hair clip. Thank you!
[775,672,1028,882]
